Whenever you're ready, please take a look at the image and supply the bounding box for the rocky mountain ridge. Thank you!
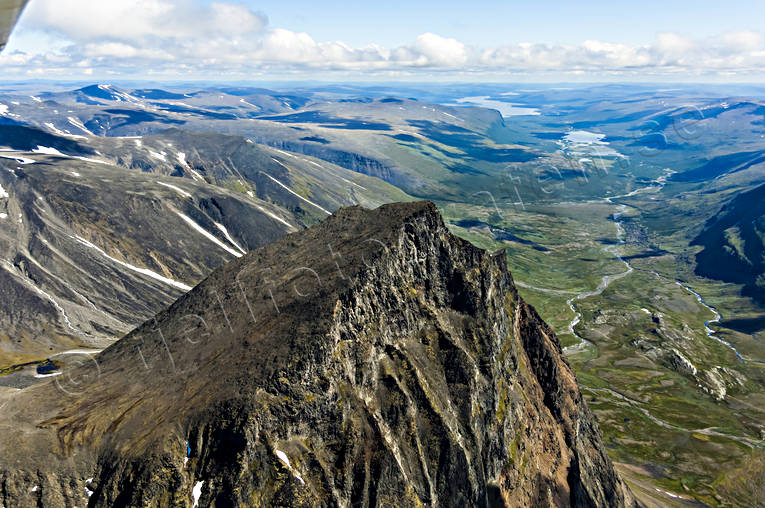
[0,201,635,507]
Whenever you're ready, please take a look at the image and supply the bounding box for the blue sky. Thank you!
[261,0,765,47]
[2,0,764,81]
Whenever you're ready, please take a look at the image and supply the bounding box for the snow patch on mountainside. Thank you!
[174,212,243,258]
[262,164,331,215]
[158,181,192,198]
[215,222,246,254]
[67,117,94,135]
[73,235,192,291]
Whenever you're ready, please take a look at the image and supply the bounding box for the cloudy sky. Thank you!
[2,0,765,81]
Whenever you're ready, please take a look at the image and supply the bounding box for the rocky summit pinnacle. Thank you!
[0,201,636,507]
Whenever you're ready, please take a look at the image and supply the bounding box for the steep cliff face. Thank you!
[0,201,635,507]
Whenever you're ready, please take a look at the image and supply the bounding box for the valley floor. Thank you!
[441,197,765,507]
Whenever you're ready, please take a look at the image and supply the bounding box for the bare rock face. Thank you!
[0,201,636,507]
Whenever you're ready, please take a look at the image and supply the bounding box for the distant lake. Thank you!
[561,130,623,157]
[453,96,541,117]
[563,130,607,144]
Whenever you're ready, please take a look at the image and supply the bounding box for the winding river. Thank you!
[542,173,757,363]
[668,276,763,364]
[561,202,634,354]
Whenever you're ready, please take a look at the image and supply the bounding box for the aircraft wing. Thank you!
[0,0,28,51]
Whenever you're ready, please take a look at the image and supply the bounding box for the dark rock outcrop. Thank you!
[0,201,636,507]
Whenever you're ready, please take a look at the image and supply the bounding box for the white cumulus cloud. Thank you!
[411,33,468,67]
[4,0,765,79]
[22,0,267,41]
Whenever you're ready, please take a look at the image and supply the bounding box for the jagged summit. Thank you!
[0,201,635,507]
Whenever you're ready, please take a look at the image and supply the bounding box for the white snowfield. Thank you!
[188,168,204,181]
[149,150,167,162]
[263,163,331,215]
[174,211,243,258]
[214,222,246,255]
[158,181,192,198]
[272,148,367,190]
[73,156,108,164]
[84,477,95,498]
[50,349,103,356]
[31,146,108,165]
[176,153,205,181]
[73,235,192,291]
[0,153,35,164]
[44,122,87,139]
[32,145,64,156]
[44,122,65,135]
[192,481,204,507]
[274,449,305,485]
[34,372,62,379]
[176,151,189,167]
[1,260,80,334]
[253,203,295,230]
[67,117,94,135]
[98,84,141,104]
[0,183,8,198]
